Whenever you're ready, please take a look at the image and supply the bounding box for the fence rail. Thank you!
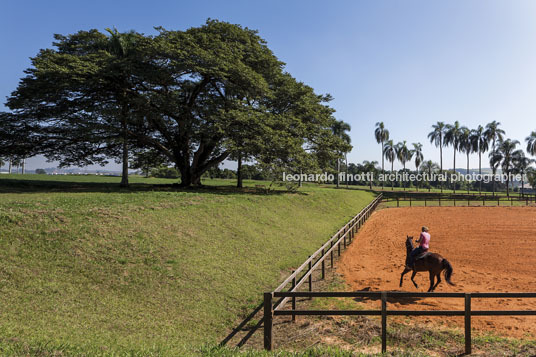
[264,291,536,354]
[382,194,536,207]
[220,193,383,347]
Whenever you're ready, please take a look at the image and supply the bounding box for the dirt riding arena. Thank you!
[338,206,536,338]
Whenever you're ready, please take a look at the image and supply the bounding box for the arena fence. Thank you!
[382,194,536,207]
[220,193,383,347]
[263,291,536,354]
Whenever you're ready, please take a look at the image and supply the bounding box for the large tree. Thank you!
[3,21,342,187]
[444,121,466,193]
[470,125,488,194]
[491,139,519,197]
[428,122,446,192]
[383,139,396,191]
[374,122,389,190]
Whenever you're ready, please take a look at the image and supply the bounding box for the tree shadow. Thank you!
[352,287,428,306]
[0,178,308,196]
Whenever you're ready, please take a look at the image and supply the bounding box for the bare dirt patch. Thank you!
[338,206,536,338]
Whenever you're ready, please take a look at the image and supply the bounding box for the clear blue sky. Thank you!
[2,0,536,171]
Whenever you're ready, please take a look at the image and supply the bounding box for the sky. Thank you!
[2,0,536,171]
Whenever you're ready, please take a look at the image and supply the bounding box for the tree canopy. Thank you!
[1,20,348,186]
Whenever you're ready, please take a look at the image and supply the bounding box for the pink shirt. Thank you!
[419,232,430,250]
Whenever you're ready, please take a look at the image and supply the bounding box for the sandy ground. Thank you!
[338,206,536,338]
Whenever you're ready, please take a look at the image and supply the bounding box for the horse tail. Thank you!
[442,259,455,286]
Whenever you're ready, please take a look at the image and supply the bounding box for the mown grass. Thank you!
[0,175,375,355]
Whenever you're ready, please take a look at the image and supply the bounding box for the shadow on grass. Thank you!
[0,178,308,196]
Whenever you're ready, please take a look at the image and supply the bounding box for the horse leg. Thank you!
[399,267,411,287]
[427,271,435,292]
[410,270,418,288]
[432,273,441,291]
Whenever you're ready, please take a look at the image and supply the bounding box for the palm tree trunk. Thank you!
[403,163,406,191]
[478,150,482,194]
[440,137,443,193]
[467,152,470,193]
[8,160,12,174]
[336,157,340,188]
[453,146,457,194]
[381,142,384,190]
[391,161,394,191]
[345,153,349,189]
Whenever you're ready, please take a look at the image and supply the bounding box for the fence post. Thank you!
[381,291,387,353]
[264,292,273,351]
[291,272,296,322]
[453,197,456,207]
[465,293,471,355]
[424,198,427,207]
[409,196,412,207]
[321,249,325,280]
[330,241,334,268]
[397,197,399,207]
[439,196,441,206]
[308,259,313,297]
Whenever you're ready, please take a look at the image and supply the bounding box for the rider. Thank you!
[408,226,430,268]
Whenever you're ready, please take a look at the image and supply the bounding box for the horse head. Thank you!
[405,235,414,252]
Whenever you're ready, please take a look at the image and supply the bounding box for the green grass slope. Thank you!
[0,175,375,355]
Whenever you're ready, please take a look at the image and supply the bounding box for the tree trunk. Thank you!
[21,158,25,175]
[465,153,470,193]
[336,157,340,188]
[403,163,406,191]
[120,104,129,188]
[345,153,349,189]
[492,169,496,197]
[236,154,243,188]
[8,160,12,174]
[453,146,456,194]
[478,150,482,194]
[440,137,443,193]
[381,142,384,190]
[415,164,419,192]
[391,161,394,191]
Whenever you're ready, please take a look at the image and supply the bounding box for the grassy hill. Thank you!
[0,175,375,355]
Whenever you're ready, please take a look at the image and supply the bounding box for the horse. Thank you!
[399,235,455,292]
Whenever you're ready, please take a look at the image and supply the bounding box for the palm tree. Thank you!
[383,140,396,191]
[513,151,533,198]
[104,27,139,188]
[0,157,4,172]
[375,122,389,190]
[485,121,505,195]
[491,139,519,197]
[470,125,489,194]
[444,121,466,193]
[428,122,446,192]
[420,160,440,192]
[412,143,423,191]
[395,141,413,191]
[526,131,536,157]
[485,121,505,151]
[331,120,351,188]
[459,127,473,193]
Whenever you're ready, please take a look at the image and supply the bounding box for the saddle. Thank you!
[415,251,431,261]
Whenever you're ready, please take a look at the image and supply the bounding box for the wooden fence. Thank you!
[220,193,383,347]
[382,194,536,207]
[264,291,536,354]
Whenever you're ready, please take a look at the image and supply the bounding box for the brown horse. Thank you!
[399,236,455,292]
